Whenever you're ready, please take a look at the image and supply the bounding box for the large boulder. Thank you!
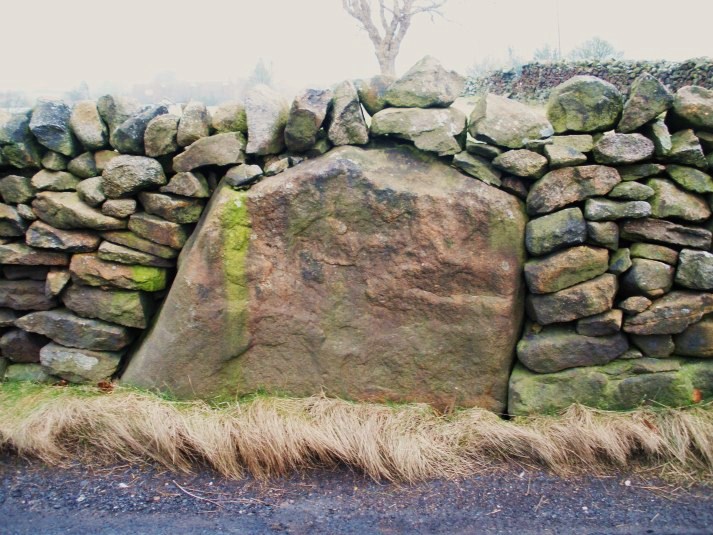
[672,86,713,130]
[469,94,553,149]
[122,145,527,411]
[617,74,673,133]
[102,155,167,198]
[384,56,464,108]
[547,76,623,133]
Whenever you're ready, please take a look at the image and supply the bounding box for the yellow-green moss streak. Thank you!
[129,265,167,292]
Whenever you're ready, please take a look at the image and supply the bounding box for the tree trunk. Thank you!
[376,51,397,77]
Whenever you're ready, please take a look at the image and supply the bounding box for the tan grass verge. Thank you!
[0,382,712,484]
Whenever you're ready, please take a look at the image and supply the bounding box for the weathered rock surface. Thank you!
[25,220,100,252]
[675,249,713,290]
[245,85,289,155]
[70,253,167,292]
[111,104,168,154]
[492,149,547,178]
[0,242,68,265]
[101,199,137,219]
[211,102,248,134]
[623,291,713,335]
[526,273,618,325]
[517,323,627,373]
[665,165,713,193]
[647,178,711,222]
[97,95,141,138]
[41,151,67,171]
[172,133,246,172]
[620,258,674,298]
[101,230,178,259]
[547,76,623,133]
[527,165,621,215]
[371,107,466,156]
[177,101,210,147]
[0,175,36,204]
[102,155,166,198]
[469,94,553,149]
[224,164,263,187]
[593,133,654,164]
[630,243,678,265]
[127,213,189,249]
[327,80,369,146]
[31,170,80,192]
[0,204,27,237]
[576,309,623,337]
[588,221,619,250]
[97,241,173,268]
[355,75,393,115]
[608,181,654,201]
[16,308,133,351]
[45,269,71,297]
[29,99,79,156]
[630,334,675,358]
[452,152,502,185]
[123,145,526,411]
[40,342,122,383]
[160,172,210,198]
[68,152,98,179]
[284,89,332,152]
[144,114,180,157]
[509,358,713,415]
[0,329,49,363]
[32,192,126,230]
[70,100,109,151]
[544,144,587,168]
[524,245,609,294]
[76,177,105,207]
[384,56,464,108]
[62,284,154,329]
[619,295,652,315]
[525,207,587,256]
[618,74,673,133]
[584,198,651,221]
[137,192,204,224]
[620,218,712,250]
[3,362,54,382]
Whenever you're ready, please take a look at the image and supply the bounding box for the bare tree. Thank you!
[342,0,446,77]
[569,37,624,61]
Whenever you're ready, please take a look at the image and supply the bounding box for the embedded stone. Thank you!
[62,283,154,329]
[465,138,503,159]
[623,291,713,335]
[543,144,587,169]
[177,101,210,147]
[160,172,210,198]
[672,86,713,130]
[587,221,619,251]
[97,95,141,138]
[524,245,609,294]
[665,165,713,194]
[111,104,168,154]
[668,129,707,168]
[210,102,247,134]
[526,273,618,325]
[0,329,48,363]
[630,243,678,265]
[620,258,674,298]
[516,323,628,374]
[646,116,672,157]
[123,144,527,411]
[69,253,167,292]
[144,114,180,158]
[0,175,36,204]
[101,199,137,219]
[619,163,666,181]
[245,85,289,155]
[675,249,713,290]
[67,152,97,179]
[547,76,623,133]
[619,296,652,315]
[16,308,133,351]
[97,241,174,268]
[327,80,369,147]
[172,132,246,172]
[452,152,501,185]
[371,107,466,156]
[32,192,126,230]
[101,231,178,259]
[41,151,67,171]
[31,170,80,192]
[264,157,289,176]
[593,133,654,164]
[0,280,57,311]
[355,75,393,115]
[69,100,109,150]
[0,203,27,237]
[526,207,586,256]
[29,99,79,156]
[16,204,36,221]
[647,178,711,222]
[584,198,651,221]
[40,342,122,384]
[500,177,529,200]
[0,308,18,328]
[0,241,69,265]
[25,220,100,252]
[469,94,553,149]
[674,315,713,358]
[127,213,188,249]
[620,219,712,250]
[3,363,54,382]
[551,134,594,153]
[492,149,547,178]
[576,309,623,337]
[93,150,120,172]
[102,155,166,198]
[608,181,654,201]
[137,192,204,224]
[630,334,675,358]
[45,269,71,297]
[3,266,49,281]
[618,74,673,133]
[527,165,621,215]
[284,88,332,152]
[384,56,464,108]
[76,177,106,207]
[224,164,263,187]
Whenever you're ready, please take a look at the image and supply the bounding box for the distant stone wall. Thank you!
[1,57,712,416]
[464,58,713,101]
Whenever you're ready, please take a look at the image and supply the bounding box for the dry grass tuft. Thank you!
[1,382,712,484]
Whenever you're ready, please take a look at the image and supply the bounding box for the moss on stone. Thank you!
[128,265,167,292]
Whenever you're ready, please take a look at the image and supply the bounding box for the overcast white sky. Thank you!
[2,0,712,94]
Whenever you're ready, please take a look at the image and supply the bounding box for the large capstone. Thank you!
[122,145,527,411]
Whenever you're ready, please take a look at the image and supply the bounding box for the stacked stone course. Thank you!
[1,56,712,416]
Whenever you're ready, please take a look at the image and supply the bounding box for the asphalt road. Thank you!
[1,455,712,534]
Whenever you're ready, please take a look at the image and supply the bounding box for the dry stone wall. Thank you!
[1,56,713,416]
[465,58,713,102]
